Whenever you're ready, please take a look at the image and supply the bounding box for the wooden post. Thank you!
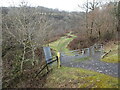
[57,52,61,68]
[46,64,49,72]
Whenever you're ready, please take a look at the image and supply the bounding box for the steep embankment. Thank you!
[101,42,119,63]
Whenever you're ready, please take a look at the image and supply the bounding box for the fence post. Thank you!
[100,44,103,56]
[57,52,61,68]
[81,49,84,55]
[91,46,95,55]
[86,48,90,56]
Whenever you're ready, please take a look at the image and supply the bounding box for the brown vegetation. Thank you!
[68,36,98,50]
[2,0,119,88]
[68,1,119,50]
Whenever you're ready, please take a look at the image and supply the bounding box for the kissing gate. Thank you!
[60,44,104,66]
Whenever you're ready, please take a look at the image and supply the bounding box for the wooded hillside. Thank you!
[2,1,119,88]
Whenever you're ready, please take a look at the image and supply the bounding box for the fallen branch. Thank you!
[101,50,111,59]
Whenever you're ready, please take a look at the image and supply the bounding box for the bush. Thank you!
[102,32,114,41]
[2,46,46,88]
[68,36,98,50]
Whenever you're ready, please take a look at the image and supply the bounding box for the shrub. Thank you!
[68,36,98,50]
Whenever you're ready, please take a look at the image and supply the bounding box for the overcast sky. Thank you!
[0,0,118,11]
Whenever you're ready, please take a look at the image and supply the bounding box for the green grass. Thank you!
[67,32,77,38]
[44,66,119,88]
[101,44,119,63]
[101,53,119,63]
[49,32,76,55]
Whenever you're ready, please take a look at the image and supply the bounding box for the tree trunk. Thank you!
[98,28,101,39]
[118,1,120,40]
[21,43,26,72]
[90,21,94,35]
[32,46,36,65]
[86,0,89,36]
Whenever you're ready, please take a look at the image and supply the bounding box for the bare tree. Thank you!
[3,2,54,72]
[0,7,2,89]
[82,0,100,38]
[118,1,120,40]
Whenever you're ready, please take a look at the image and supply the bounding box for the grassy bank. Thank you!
[44,66,119,88]
[49,32,76,55]
[101,42,119,63]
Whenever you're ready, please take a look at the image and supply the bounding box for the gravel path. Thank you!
[61,51,119,78]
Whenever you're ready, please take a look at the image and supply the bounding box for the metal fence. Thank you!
[60,44,104,65]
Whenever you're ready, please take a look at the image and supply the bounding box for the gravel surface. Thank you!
[61,51,119,78]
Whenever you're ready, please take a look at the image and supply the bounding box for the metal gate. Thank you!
[60,44,104,67]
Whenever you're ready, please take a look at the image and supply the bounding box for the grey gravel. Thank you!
[61,51,119,78]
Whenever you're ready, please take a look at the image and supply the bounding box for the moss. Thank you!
[44,66,119,88]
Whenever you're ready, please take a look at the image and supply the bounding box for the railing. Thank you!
[61,43,103,57]
[35,51,61,78]
[35,44,103,77]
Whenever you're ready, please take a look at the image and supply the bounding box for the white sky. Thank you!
[0,0,118,11]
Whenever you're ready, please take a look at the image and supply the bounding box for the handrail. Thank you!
[35,56,58,78]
